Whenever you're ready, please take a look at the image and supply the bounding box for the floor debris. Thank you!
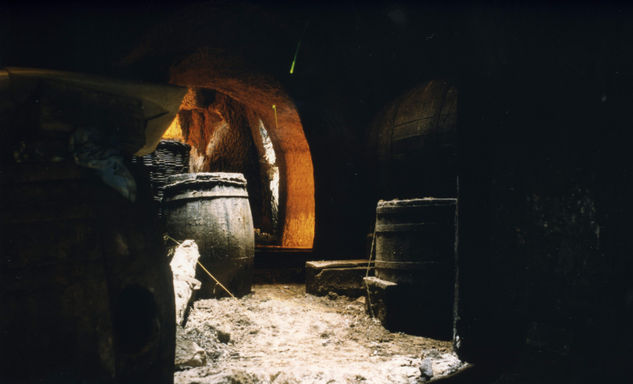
[175,284,464,384]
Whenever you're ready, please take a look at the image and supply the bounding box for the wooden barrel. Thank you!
[369,80,458,200]
[163,172,255,298]
[131,139,191,210]
[374,197,457,339]
[0,158,175,384]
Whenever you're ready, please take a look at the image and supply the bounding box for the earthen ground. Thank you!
[175,284,454,384]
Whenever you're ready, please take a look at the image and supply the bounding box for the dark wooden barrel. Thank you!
[0,157,175,384]
[374,197,457,339]
[163,172,255,298]
[368,80,458,200]
[131,139,190,210]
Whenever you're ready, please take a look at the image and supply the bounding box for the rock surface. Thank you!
[170,240,202,326]
[418,349,466,381]
[175,326,207,369]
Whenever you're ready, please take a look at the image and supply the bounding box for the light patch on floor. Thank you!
[175,284,459,384]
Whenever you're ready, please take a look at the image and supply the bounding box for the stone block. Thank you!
[305,259,374,297]
[363,276,398,326]
[364,276,453,340]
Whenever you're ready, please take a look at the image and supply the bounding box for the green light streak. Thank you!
[290,40,301,74]
[289,21,310,75]
[272,104,278,130]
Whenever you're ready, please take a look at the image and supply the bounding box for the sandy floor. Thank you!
[175,284,460,384]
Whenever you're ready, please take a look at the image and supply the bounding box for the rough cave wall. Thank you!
[455,8,633,382]
[244,109,281,240]
[177,87,217,170]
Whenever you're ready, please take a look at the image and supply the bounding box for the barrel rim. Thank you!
[162,190,250,203]
[156,139,191,151]
[165,172,247,187]
[377,197,457,210]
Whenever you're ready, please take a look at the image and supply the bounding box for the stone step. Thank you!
[305,259,374,297]
[364,276,454,340]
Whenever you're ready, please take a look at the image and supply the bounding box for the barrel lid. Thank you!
[165,172,247,188]
[157,139,191,151]
[377,197,456,209]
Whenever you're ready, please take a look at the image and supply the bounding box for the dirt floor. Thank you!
[174,284,464,384]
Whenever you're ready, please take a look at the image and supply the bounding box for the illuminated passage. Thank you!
[160,84,314,249]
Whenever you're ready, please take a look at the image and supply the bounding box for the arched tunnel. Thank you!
[2,1,633,384]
